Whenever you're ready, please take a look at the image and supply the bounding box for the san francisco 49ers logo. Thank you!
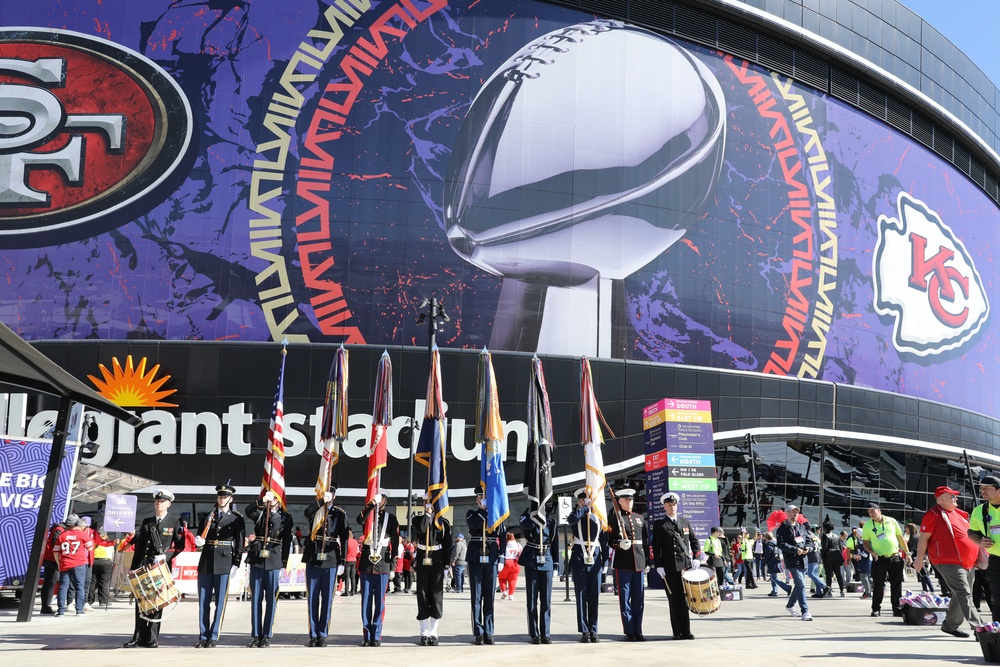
[0,29,193,247]
[873,192,989,356]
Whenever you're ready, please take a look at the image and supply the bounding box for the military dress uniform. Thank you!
[467,506,506,644]
[518,509,560,643]
[651,495,700,640]
[411,508,452,645]
[609,491,647,641]
[357,499,401,646]
[567,490,610,643]
[195,486,246,647]
[124,490,185,648]
[244,498,293,647]
[302,496,350,646]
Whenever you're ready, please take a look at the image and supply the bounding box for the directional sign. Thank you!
[104,493,137,533]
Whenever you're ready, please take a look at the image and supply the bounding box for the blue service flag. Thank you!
[477,349,509,532]
[415,346,450,529]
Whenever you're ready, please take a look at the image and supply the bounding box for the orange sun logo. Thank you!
[88,355,178,408]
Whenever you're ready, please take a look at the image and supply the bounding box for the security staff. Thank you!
[467,487,506,645]
[357,491,400,647]
[567,487,609,643]
[519,505,559,644]
[123,488,185,648]
[302,487,350,647]
[652,491,700,640]
[245,491,292,647]
[968,475,1000,621]
[194,483,246,648]
[862,502,911,617]
[411,495,452,646]
[609,488,647,641]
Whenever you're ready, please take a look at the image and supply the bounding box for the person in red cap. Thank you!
[914,486,982,637]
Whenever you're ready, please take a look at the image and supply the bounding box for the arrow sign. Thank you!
[104,493,137,533]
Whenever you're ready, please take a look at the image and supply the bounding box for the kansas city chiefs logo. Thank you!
[0,29,193,248]
[873,192,989,356]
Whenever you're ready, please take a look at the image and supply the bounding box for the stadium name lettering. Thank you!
[248,0,447,344]
[13,396,529,469]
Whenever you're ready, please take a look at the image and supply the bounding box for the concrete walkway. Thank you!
[0,581,989,666]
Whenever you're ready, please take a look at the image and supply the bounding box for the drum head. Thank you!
[682,568,710,583]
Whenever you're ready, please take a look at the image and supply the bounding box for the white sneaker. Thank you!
[802,612,814,621]
[84,603,94,612]
[501,593,507,599]
[787,607,801,617]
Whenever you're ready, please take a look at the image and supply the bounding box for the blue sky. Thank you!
[900,0,1000,87]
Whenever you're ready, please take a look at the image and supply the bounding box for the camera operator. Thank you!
[776,505,814,621]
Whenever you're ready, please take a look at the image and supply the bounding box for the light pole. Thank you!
[407,298,450,531]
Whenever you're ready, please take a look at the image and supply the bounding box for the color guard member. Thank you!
[122,489,185,649]
[568,487,609,643]
[357,491,400,647]
[194,482,245,648]
[519,504,559,644]
[245,491,292,647]
[609,488,647,641]
[467,487,506,645]
[302,487,350,647]
[411,494,452,646]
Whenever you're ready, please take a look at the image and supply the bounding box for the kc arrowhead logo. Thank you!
[873,192,989,356]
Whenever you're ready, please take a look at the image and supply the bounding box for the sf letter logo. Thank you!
[0,57,124,205]
[873,192,989,356]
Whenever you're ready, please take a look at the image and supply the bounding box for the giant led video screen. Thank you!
[0,0,996,417]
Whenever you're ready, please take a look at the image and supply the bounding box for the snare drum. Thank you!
[681,566,721,616]
[126,561,179,617]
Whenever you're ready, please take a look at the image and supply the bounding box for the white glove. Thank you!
[229,565,239,578]
[154,554,166,564]
[425,504,434,514]
[372,493,383,505]
[656,567,666,578]
[602,566,609,574]
[195,535,205,548]
[497,561,505,573]
[584,498,592,507]
[323,492,333,504]
[337,565,345,576]
[263,491,275,503]
[644,566,650,574]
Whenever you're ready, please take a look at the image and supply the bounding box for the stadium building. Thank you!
[2,0,1000,533]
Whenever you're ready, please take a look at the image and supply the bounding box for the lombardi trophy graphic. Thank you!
[444,19,726,356]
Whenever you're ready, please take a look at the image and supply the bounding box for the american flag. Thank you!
[261,343,288,510]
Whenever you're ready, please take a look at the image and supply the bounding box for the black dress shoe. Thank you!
[259,637,271,648]
[635,634,646,642]
[541,636,552,644]
[590,633,599,643]
[679,633,695,640]
[892,609,904,617]
[40,609,55,615]
[942,627,970,638]
[122,639,141,648]
[531,637,541,645]
[580,634,589,643]
[206,640,218,648]
[483,634,495,645]
[316,637,328,647]
[428,636,439,646]
[140,641,159,648]
[193,640,205,648]
[474,635,484,645]
[624,634,635,642]
[306,638,316,647]
[372,640,382,647]
[360,640,371,647]
[247,637,260,648]
[419,636,429,646]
